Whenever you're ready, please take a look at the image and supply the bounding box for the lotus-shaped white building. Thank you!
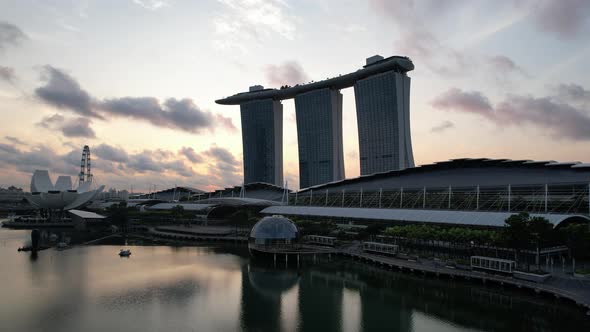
[26,170,104,210]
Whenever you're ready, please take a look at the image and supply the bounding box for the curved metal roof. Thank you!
[298,158,590,192]
[216,56,414,105]
[261,206,590,228]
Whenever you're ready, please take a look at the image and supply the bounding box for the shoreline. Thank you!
[109,230,590,316]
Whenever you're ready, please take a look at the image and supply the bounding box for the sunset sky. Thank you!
[1,0,589,192]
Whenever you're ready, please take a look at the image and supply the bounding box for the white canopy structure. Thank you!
[26,170,104,211]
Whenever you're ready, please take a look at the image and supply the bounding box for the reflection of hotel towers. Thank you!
[239,263,414,332]
[217,55,415,188]
[240,264,297,332]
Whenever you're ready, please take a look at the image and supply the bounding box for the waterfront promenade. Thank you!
[338,244,590,314]
[143,227,590,314]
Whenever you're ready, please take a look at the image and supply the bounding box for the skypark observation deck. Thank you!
[217,55,416,189]
[215,56,414,104]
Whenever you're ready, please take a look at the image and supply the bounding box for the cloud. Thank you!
[0,66,15,82]
[132,0,171,10]
[99,97,235,133]
[495,95,590,140]
[37,114,96,138]
[0,144,78,175]
[431,88,494,117]
[94,144,129,162]
[34,66,235,134]
[213,0,296,51]
[201,146,242,186]
[265,61,309,86]
[0,22,27,51]
[0,143,19,154]
[529,0,590,39]
[4,136,27,146]
[431,86,590,140]
[431,120,455,133]
[203,146,240,166]
[487,55,529,77]
[557,83,590,105]
[60,117,96,138]
[126,150,194,177]
[179,147,203,163]
[368,0,467,76]
[0,142,249,190]
[35,65,101,118]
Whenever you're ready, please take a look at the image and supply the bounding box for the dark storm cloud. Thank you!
[431,87,590,140]
[529,0,590,39]
[94,144,129,163]
[265,61,309,86]
[0,22,27,51]
[34,66,235,134]
[35,66,101,118]
[431,88,494,117]
[431,120,455,133]
[180,147,204,163]
[203,146,240,166]
[0,66,15,82]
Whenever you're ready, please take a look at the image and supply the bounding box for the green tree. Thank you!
[528,216,553,270]
[108,202,129,231]
[503,212,531,263]
[560,223,590,259]
[171,205,185,220]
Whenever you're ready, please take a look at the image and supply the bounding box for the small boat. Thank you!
[119,249,131,257]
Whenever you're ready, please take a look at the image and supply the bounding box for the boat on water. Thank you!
[119,249,131,257]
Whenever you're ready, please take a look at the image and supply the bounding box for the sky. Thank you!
[0,0,589,193]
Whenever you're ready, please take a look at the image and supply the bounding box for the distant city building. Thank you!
[354,63,414,175]
[295,88,344,188]
[98,188,130,201]
[240,97,283,186]
[217,55,415,186]
[0,186,25,202]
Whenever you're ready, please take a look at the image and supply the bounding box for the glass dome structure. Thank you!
[249,215,299,249]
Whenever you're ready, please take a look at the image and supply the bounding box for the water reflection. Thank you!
[0,228,589,332]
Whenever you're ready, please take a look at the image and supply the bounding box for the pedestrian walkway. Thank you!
[339,245,590,314]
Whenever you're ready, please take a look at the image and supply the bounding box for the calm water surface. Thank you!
[1,228,588,332]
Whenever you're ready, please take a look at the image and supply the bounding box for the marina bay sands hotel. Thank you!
[216,55,415,189]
